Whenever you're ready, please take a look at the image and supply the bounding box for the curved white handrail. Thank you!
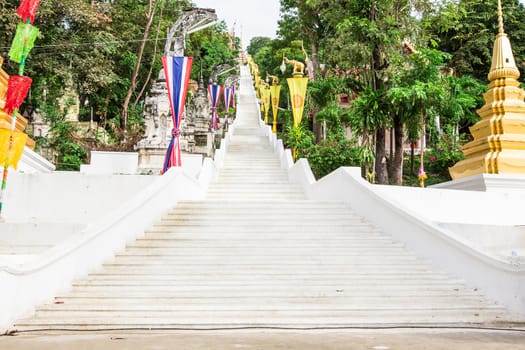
[0,167,208,328]
[287,163,525,315]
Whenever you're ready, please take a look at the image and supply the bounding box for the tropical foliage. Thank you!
[0,0,239,169]
[248,0,525,185]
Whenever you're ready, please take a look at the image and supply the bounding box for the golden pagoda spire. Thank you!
[449,1,525,180]
[488,0,520,81]
[498,0,504,34]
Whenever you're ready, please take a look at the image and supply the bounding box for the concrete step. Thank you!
[53,287,485,299]
[165,207,355,215]
[149,222,380,230]
[112,244,416,252]
[31,307,508,320]
[156,217,370,225]
[42,297,501,309]
[205,195,306,200]
[81,272,456,282]
[17,309,518,330]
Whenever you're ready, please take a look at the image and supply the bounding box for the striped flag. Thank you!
[231,83,236,108]
[208,84,223,130]
[162,56,193,172]
[223,86,232,110]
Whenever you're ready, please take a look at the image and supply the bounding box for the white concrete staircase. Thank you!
[12,67,522,331]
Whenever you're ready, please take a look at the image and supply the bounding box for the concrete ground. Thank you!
[1,329,525,350]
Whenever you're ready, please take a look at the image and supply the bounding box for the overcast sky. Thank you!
[191,1,525,49]
[192,0,281,48]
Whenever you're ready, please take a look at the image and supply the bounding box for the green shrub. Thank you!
[426,133,465,179]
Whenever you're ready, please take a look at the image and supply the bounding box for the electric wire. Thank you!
[0,37,169,54]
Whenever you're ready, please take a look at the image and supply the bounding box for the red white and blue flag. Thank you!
[223,86,233,111]
[162,55,193,173]
[208,84,223,130]
[231,83,236,108]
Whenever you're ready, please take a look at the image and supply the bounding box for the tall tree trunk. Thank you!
[375,127,388,184]
[133,6,164,107]
[410,142,415,176]
[120,0,157,135]
[391,115,404,185]
[388,127,393,177]
[311,42,319,79]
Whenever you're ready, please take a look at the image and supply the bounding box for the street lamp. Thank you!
[280,57,287,74]
[85,97,94,132]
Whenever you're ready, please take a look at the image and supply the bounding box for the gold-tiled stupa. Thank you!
[450,0,525,179]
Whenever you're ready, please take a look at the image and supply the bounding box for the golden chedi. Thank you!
[450,1,525,179]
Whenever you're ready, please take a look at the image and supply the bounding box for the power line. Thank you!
[0,37,168,52]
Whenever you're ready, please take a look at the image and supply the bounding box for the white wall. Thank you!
[3,172,157,223]
[80,151,138,175]
[372,184,525,225]
[17,147,55,174]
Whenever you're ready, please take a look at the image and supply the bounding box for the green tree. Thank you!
[424,0,525,80]
[247,36,273,57]
[0,0,239,160]
[386,49,450,183]
[186,22,238,83]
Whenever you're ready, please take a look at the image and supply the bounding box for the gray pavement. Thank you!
[1,329,525,349]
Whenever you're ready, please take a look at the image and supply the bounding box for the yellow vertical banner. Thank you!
[262,86,271,124]
[255,75,261,98]
[0,128,27,170]
[287,77,308,127]
[270,85,281,133]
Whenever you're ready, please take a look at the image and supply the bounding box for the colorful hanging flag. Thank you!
[9,23,39,63]
[4,75,32,115]
[1,0,40,220]
[254,75,261,97]
[287,77,308,127]
[0,129,28,170]
[231,83,236,108]
[161,56,193,172]
[418,165,427,187]
[208,84,223,130]
[223,87,232,111]
[16,0,41,24]
[261,86,271,124]
[270,84,281,133]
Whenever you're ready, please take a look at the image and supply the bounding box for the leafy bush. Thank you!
[426,133,465,179]
[42,100,87,171]
[299,136,363,179]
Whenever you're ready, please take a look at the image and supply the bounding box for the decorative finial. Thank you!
[498,0,504,34]
[488,0,519,81]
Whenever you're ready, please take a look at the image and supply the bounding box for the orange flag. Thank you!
[287,77,308,127]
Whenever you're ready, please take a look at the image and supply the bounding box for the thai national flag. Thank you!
[208,84,223,130]
[224,87,232,111]
[162,56,193,173]
[231,83,236,108]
